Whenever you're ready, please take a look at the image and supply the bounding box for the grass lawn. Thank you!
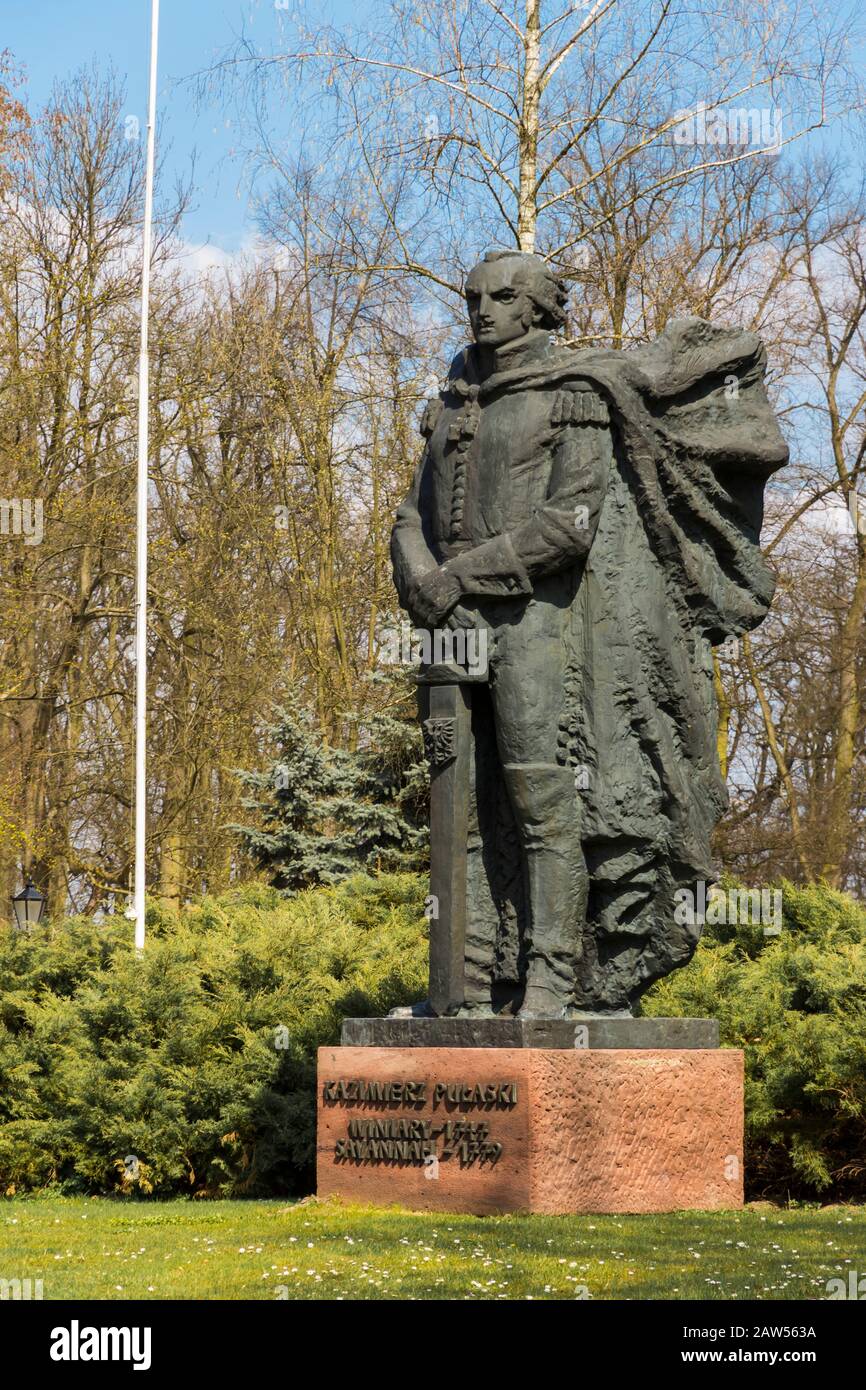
[1,1197,865,1300]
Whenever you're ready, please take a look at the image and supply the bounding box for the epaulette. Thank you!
[551,386,610,427]
[420,397,444,439]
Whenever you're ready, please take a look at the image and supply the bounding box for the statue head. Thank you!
[464,250,569,349]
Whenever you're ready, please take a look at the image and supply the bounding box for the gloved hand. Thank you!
[446,603,479,631]
[408,566,462,627]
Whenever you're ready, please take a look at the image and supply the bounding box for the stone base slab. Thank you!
[317,1045,743,1215]
[341,1015,719,1050]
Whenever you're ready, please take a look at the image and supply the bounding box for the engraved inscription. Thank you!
[323,1077,518,1167]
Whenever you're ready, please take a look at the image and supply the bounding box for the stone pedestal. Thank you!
[316,1042,743,1215]
[340,1014,719,1050]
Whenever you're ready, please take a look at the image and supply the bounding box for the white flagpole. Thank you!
[133,0,160,951]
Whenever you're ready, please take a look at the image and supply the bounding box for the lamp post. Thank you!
[11,876,47,930]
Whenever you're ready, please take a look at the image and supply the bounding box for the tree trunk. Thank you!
[712,652,730,782]
[517,0,541,252]
[821,534,866,886]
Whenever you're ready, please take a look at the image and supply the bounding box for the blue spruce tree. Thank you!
[232,694,428,891]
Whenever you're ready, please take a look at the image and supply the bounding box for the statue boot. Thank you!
[502,762,587,1017]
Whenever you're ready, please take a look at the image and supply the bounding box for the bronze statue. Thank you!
[391,250,787,1019]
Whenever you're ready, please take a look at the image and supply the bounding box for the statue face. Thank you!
[465,259,536,348]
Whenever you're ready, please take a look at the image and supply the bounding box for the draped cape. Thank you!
[470,315,788,645]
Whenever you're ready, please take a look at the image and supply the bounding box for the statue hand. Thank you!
[408,567,462,627]
[446,603,478,631]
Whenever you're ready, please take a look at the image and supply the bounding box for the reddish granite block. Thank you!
[316,1046,743,1215]
[528,1049,743,1213]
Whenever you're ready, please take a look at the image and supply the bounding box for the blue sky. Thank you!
[4,0,344,251]
[6,0,864,257]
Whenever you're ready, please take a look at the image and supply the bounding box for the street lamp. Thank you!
[11,876,47,930]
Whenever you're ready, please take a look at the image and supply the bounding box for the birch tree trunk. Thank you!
[517,0,541,253]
